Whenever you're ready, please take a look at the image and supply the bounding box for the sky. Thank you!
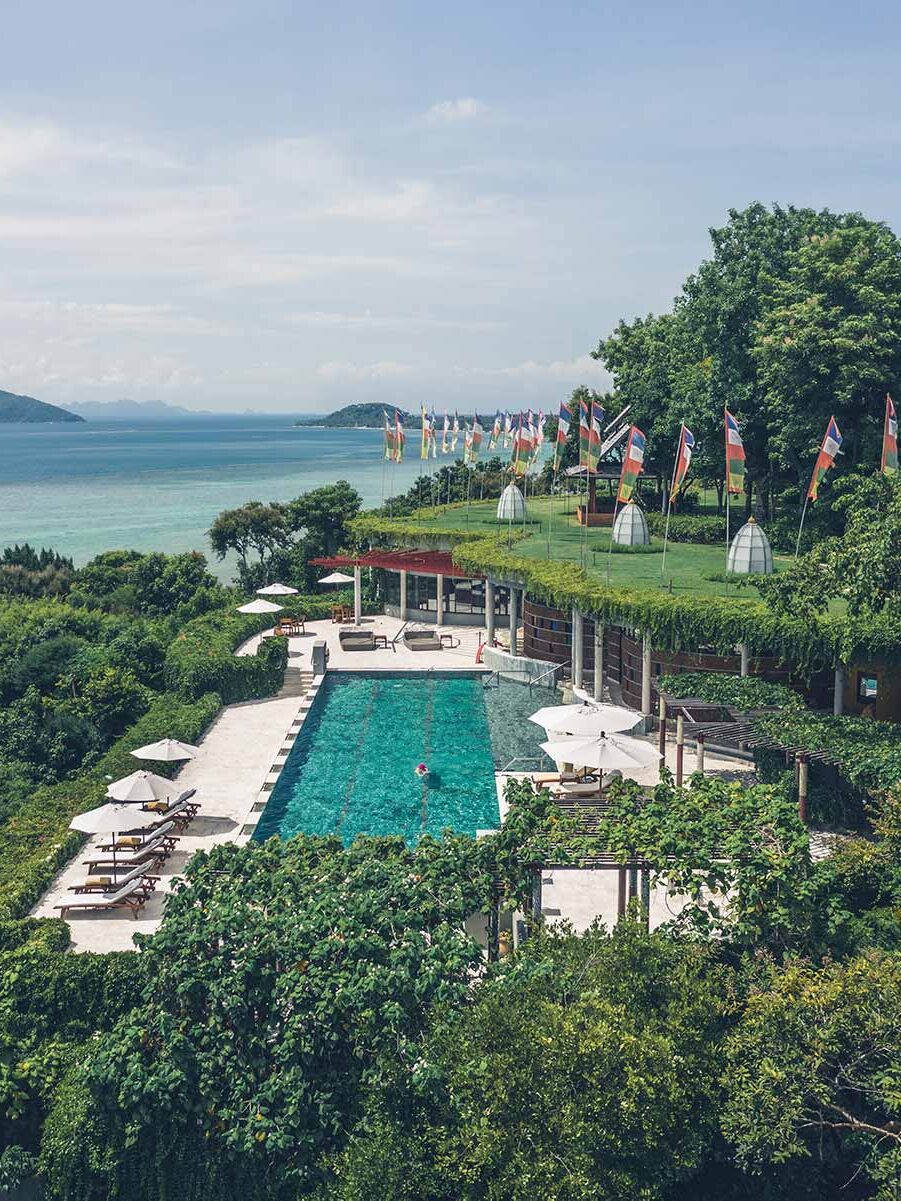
[1,0,901,414]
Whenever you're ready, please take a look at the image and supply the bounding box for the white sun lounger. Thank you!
[55,877,152,919]
[84,827,178,872]
[67,861,161,894]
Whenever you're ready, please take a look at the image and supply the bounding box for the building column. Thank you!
[833,663,846,716]
[485,579,496,646]
[593,620,605,700]
[399,570,408,621]
[641,630,652,716]
[571,607,584,690]
[353,565,362,626]
[436,574,444,628]
[509,587,519,657]
[740,642,751,677]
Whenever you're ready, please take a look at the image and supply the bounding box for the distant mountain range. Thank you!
[0,389,83,423]
[66,398,219,421]
[295,403,413,428]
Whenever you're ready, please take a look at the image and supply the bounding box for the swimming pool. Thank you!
[253,671,559,843]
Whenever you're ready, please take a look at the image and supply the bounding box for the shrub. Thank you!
[658,672,806,711]
[164,610,288,702]
[645,512,726,544]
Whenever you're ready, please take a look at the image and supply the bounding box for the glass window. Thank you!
[857,674,878,703]
[409,574,437,612]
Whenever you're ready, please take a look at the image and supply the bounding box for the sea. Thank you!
[0,418,427,573]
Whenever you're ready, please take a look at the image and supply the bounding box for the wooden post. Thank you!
[695,732,706,774]
[353,565,362,626]
[675,715,684,786]
[798,754,809,824]
[617,867,627,919]
[593,620,605,700]
[641,630,652,716]
[740,642,751,677]
[509,587,519,657]
[487,891,499,963]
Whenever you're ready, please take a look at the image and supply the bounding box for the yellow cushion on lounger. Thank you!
[85,876,111,888]
[145,801,168,813]
[117,837,141,848]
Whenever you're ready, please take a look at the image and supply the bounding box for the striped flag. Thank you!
[578,398,591,468]
[724,410,746,495]
[488,410,502,451]
[807,416,842,501]
[553,400,570,472]
[502,411,513,449]
[617,426,647,503]
[383,409,395,460]
[465,413,484,464]
[394,411,405,462]
[671,424,696,499]
[882,394,898,475]
[451,411,460,453]
[511,413,528,476]
[587,401,605,472]
[440,411,450,455]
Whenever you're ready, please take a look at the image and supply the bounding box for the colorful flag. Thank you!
[724,410,746,495]
[394,411,405,462]
[383,409,395,460]
[488,410,502,451]
[587,401,605,472]
[502,411,513,449]
[428,409,438,458]
[440,411,450,455]
[807,416,842,501]
[420,407,433,460]
[451,411,460,453]
[671,424,696,499]
[471,412,484,460]
[510,414,528,476]
[530,410,546,469]
[882,394,898,475]
[553,400,571,472]
[578,398,590,468]
[617,426,647,503]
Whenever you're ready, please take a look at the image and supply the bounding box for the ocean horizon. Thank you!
[0,417,428,574]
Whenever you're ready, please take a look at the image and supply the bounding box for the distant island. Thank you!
[0,389,83,423]
[295,403,413,428]
[67,398,218,421]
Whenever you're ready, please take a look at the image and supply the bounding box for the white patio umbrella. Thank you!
[69,802,140,834]
[529,702,639,738]
[256,582,298,596]
[318,571,355,586]
[237,598,283,614]
[130,738,198,763]
[539,733,661,775]
[106,770,176,804]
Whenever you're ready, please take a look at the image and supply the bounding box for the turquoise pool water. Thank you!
[253,672,559,843]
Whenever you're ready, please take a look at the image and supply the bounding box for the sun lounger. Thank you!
[68,863,160,894]
[403,630,442,651]
[128,800,197,833]
[99,820,178,852]
[531,770,593,786]
[142,788,197,817]
[551,781,604,798]
[339,629,375,651]
[55,877,153,919]
[84,830,178,872]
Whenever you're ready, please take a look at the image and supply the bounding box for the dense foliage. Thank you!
[658,671,806,710]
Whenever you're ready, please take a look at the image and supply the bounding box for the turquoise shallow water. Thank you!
[254,673,559,843]
[0,418,425,568]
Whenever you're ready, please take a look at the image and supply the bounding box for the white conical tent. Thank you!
[496,484,526,521]
[727,518,773,575]
[611,501,649,546]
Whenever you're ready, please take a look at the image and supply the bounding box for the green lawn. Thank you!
[405,496,790,599]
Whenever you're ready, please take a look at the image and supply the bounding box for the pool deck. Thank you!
[31,616,490,952]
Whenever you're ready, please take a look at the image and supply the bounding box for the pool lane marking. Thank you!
[420,675,434,837]
[334,676,379,841]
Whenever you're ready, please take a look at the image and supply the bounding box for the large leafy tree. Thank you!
[41,834,493,1201]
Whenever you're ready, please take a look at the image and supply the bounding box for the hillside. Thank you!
[68,398,215,421]
[296,403,413,428]
[0,389,83,423]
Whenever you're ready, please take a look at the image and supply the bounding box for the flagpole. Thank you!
[794,493,810,558]
[661,430,680,580]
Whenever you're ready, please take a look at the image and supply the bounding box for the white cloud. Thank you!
[474,354,611,385]
[315,360,416,383]
[424,98,486,125]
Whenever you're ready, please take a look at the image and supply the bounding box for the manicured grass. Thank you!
[403,496,788,599]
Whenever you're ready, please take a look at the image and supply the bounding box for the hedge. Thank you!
[164,610,288,702]
[351,513,511,550]
[0,691,221,921]
[645,512,727,544]
[658,672,806,711]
